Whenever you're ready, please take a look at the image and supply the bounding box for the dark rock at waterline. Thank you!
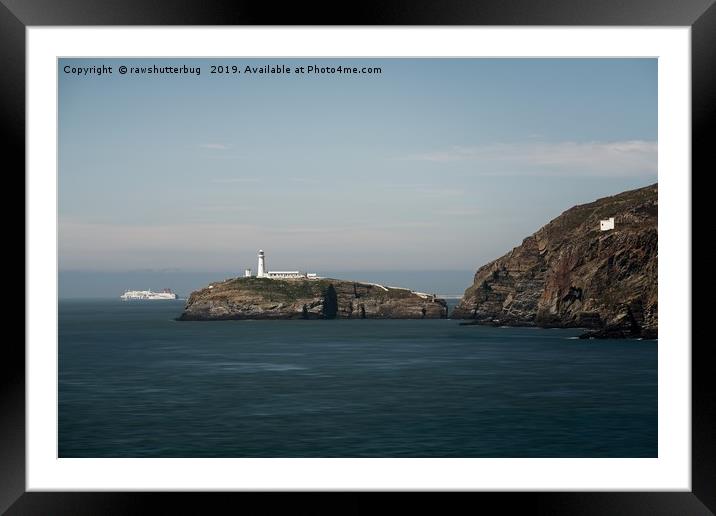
[579,327,658,340]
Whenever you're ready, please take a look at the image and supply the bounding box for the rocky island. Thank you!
[452,184,657,339]
[178,277,448,320]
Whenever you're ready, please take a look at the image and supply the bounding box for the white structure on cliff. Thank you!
[252,249,319,279]
[600,217,615,231]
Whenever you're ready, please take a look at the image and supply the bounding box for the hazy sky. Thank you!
[59,58,657,274]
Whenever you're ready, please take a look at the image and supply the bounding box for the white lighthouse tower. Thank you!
[257,249,267,278]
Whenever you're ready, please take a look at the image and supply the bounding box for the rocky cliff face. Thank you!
[452,184,657,338]
[178,277,447,320]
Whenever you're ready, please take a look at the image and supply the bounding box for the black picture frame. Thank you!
[6,1,711,513]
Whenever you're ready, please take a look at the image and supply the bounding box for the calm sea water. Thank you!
[59,299,657,457]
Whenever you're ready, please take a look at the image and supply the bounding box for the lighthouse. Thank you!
[247,249,319,279]
[257,249,266,278]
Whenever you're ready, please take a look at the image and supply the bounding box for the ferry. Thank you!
[120,288,178,300]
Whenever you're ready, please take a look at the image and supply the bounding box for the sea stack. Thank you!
[178,277,447,320]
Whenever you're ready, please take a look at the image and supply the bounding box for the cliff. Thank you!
[178,277,448,320]
[452,184,657,338]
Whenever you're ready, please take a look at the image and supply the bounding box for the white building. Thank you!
[600,217,615,231]
[264,271,304,279]
[251,250,319,279]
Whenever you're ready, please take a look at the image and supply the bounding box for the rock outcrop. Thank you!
[178,277,447,320]
[452,184,657,338]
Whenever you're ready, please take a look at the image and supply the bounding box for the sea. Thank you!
[59,299,657,457]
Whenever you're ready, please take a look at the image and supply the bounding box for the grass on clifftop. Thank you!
[203,277,420,302]
[545,183,657,237]
[221,277,327,300]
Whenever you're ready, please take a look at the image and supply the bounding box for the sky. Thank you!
[59,58,657,282]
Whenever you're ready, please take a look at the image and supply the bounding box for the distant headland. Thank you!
[452,184,658,339]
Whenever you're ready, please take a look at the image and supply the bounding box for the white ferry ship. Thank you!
[120,288,178,300]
